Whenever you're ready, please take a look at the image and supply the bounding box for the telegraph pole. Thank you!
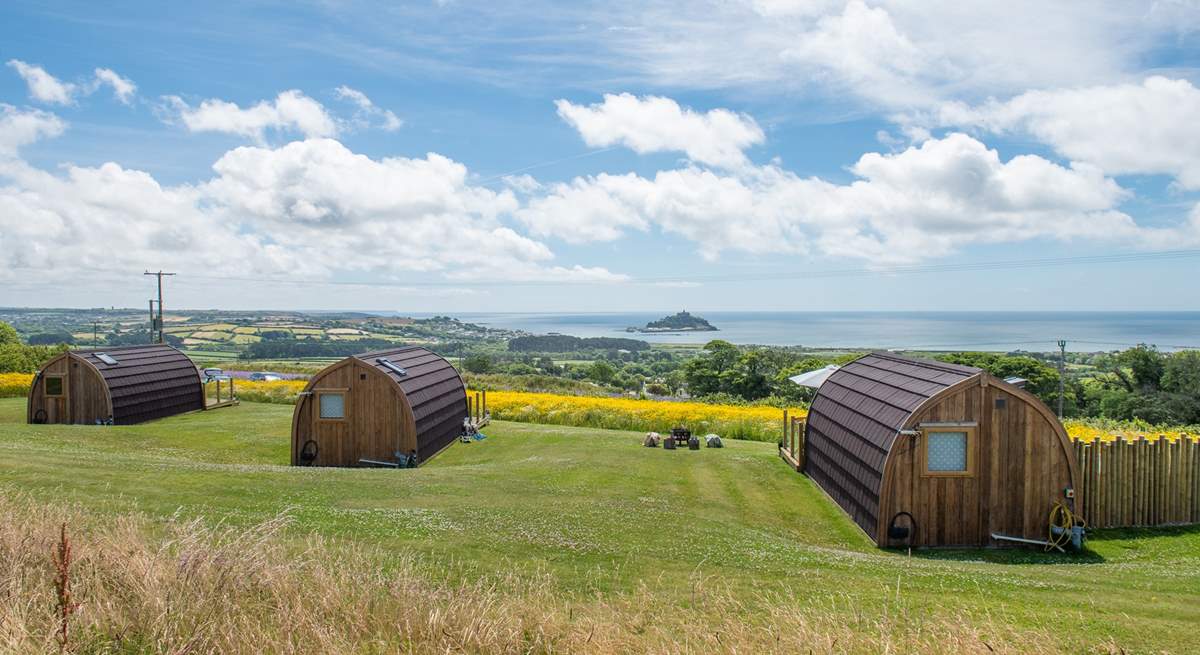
[1057,339,1067,418]
[144,271,175,344]
[92,320,101,346]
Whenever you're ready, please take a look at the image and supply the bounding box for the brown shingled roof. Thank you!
[355,346,468,458]
[74,344,205,424]
[804,352,979,537]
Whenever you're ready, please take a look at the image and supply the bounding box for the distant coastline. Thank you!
[408,311,1200,352]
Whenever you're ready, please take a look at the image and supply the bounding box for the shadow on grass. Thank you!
[1087,522,1200,541]
[876,519,1200,565]
[873,518,1200,563]
[881,544,1107,565]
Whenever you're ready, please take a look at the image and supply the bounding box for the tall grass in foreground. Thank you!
[0,493,1086,655]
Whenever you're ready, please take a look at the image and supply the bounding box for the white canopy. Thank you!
[788,364,840,389]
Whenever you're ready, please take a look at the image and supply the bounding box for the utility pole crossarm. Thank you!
[144,271,176,344]
[1057,339,1067,419]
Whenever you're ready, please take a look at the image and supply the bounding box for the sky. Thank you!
[1,0,1199,313]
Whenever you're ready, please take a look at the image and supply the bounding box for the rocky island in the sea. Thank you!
[628,310,718,333]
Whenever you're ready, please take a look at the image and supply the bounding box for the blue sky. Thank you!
[1,1,1199,312]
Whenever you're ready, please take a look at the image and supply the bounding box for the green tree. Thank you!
[1117,344,1165,391]
[0,342,67,373]
[728,350,772,400]
[683,340,740,396]
[534,356,561,375]
[937,352,1060,407]
[27,331,75,346]
[0,321,19,346]
[586,360,617,385]
[462,354,494,374]
[1162,350,1200,396]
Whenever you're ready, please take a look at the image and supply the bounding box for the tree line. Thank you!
[507,335,652,353]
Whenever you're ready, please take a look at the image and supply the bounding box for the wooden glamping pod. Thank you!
[27,344,205,425]
[804,352,1079,547]
[291,346,468,468]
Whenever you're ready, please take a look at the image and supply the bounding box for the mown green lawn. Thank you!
[0,398,1197,651]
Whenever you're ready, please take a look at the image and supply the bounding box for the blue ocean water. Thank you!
[409,311,1200,352]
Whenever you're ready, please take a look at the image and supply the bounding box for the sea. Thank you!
[405,311,1200,352]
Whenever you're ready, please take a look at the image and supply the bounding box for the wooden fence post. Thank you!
[1072,434,1200,530]
[1191,437,1199,523]
[1120,438,1128,527]
[1080,441,1089,518]
[1110,440,1118,528]
[797,418,805,470]
[1136,437,1145,526]
[1173,437,1184,523]
[1155,438,1165,525]
[1082,442,1093,527]
[1106,441,1114,528]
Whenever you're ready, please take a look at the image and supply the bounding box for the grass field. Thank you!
[0,398,1198,652]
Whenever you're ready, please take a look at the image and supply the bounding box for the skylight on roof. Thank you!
[95,353,119,365]
[377,358,407,377]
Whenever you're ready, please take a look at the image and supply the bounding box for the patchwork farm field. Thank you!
[164,321,380,347]
[1,398,1198,653]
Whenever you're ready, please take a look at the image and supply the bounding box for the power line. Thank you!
[886,338,1200,351]
[1069,339,1200,350]
[883,339,1054,350]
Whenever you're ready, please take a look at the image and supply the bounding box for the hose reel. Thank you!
[299,440,319,466]
[887,511,917,547]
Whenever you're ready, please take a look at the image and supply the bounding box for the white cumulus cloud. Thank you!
[0,104,66,157]
[517,133,1198,263]
[166,90,339,142]
[6,60,138,106]
[0,127,625,286]
[6,60,77,105]
[927,76,1200,189]
[555,93,764,168]
[334,86,403,132]
[92,68,137,105]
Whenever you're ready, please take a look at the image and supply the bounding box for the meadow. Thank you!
[0,398,1198,653]
[3,373,1196,443]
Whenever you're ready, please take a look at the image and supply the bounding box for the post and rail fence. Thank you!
[778,410,805,472]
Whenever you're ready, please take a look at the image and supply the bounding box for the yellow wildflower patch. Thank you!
[479,390,805,442]
[1064,420,1198,443]
[0,373,34,398]
[217,379,308,405]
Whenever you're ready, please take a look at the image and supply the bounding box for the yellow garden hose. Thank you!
[1048,502,1086,552]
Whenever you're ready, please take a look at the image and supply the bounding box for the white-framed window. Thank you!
[317,391,346,420]
[44,375,65,397]
[922,424,975,476]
